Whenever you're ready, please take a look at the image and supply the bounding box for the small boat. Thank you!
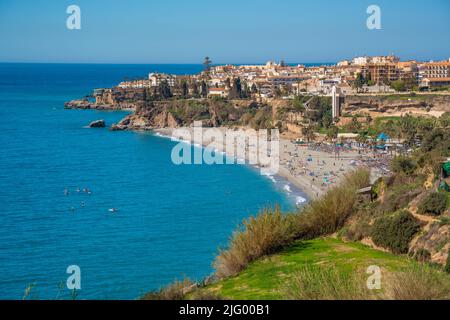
[108,208,118,213]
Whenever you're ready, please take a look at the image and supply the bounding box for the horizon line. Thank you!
[0,61,337,66]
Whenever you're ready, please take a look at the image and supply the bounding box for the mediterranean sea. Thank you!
[0,63,307,299]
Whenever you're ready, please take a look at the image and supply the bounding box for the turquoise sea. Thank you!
[0,63,306,299]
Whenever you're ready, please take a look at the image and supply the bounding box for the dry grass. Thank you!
[213,169,370,279]
[284,263,450,300]
[141,278,194,300]
[213,206,298,278]
[296,169,370,239]
[384,265,450,300]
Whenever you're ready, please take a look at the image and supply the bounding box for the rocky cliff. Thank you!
[110,99,273,131]
[343,94,450,115]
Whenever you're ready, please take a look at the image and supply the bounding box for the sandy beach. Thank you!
[154,127,389,201]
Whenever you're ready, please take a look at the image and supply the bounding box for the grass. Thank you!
[213,207,298,278]
[212,170,369,279]
[193,238,416,300]
[384,264,450,300]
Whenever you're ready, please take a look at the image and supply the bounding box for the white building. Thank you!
[352,56,369,65]
[148,73,176,87]
[208,87,227,98]
[331,85,341,120]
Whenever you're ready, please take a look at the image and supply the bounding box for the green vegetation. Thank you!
[142,278,194,300]
[418,192,448,216]
[213,170,369,279]
[412,249,431,263]
[188,238,450,300]
[296,170,369,239]
[371,210,421,254]
[391,156,417,175]
[284,264,373,300]
[384,264,450,300]
[144,111,449,299]
[213,207,298,278]
[390,77,418,92]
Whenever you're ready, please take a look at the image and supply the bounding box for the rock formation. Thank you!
[88,120,106,128]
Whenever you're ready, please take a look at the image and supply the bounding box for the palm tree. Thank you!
[302,126,316,143]
[327,125,339,142]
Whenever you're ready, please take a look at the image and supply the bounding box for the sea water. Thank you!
[0,63,307,299]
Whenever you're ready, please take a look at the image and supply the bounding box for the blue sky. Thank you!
[0,0,449,64]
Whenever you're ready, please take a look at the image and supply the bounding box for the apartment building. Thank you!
[361,63,399,84]
[148,73,177,87]
[418,61,450,79]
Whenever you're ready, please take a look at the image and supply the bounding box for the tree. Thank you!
[251,83,258,94]
[322,110,333,129]
[229,78,243,99]
[280,60,286,67]
[349,116,361,133]
[191,82,199,98]
[352,73,365,93]
[302,125,316,142]
[391,156,417,175]
[158,80,172,99]
[391,80,406,92]
[201,81,208,98]
[181,81,189,99]
[203,57,212,73]
[326,125,339,142]
[418,192,447,216]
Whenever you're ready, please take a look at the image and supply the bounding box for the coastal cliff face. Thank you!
[110,99,275,131]
[111,106,180,131]
[343,94,450,115]
[65,88,146,111]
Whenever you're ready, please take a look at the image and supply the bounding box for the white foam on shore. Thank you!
[153,130,309,207]
[296,196,307,205]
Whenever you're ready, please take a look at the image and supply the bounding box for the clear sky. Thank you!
[0,0,449,64]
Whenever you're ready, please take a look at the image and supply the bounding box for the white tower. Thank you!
[332,85,341,120]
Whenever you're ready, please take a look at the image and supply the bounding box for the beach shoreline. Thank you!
[152,127,381,202]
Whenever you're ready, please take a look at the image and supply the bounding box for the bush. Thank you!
[391,156,417,175]
[213,169,369,279]
[412,248,431,263]
[418,192,448,216]
[371,210,421,254]
[385,264,450,300]
[213,207,298,278]
[297,169,370,239]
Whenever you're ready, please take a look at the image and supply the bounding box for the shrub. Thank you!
[412,248,431,263]
[371,210,421,254]
[418,192,448,216]
[377,184,422,214]
[438,216,450,226]
[213,207,298,278]
[384,265,450,300]
[142,278,194,300]
[297,169,370,239]
[391,156,417,175]
[213,169,369,279]
[283,265,376,300]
